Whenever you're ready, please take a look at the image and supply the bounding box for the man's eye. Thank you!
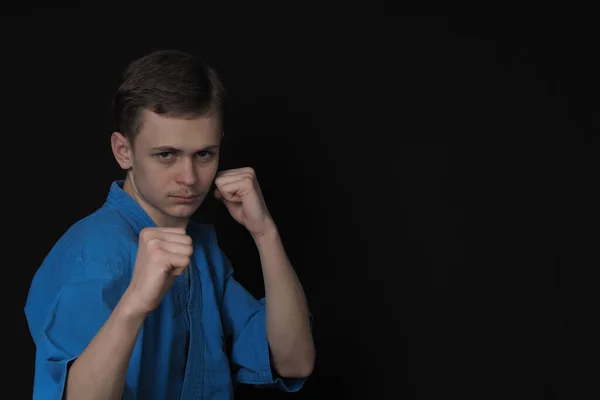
[157,152,173,160]
[196,151,213,159]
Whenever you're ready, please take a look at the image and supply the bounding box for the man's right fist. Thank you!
[123,227,193,316]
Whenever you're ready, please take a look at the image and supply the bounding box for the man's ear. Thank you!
[111,132,133,170]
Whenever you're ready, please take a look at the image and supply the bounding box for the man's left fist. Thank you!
[214,167,274,236]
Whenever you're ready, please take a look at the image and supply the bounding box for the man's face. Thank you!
[118,109,222,227]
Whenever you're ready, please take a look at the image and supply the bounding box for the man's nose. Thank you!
[176,158,197,185]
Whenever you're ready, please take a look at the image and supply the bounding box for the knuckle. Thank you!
[139,228,150,240]
[147,238,161,250]
[140,227,160,242]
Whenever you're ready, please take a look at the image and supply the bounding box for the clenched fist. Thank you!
[122,227,193,317]
[214,167,275,237]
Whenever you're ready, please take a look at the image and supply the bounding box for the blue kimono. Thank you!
[24,181,305,399]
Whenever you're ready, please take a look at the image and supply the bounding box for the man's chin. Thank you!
[170,203,202,215]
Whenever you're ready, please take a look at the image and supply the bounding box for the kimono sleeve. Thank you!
[25,271,127,400]
[219,254,308,393]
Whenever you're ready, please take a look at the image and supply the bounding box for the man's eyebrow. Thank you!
[150,144,221,152]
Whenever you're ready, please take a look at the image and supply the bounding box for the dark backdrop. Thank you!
[4,5,598,399]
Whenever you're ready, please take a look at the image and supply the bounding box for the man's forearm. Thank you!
[253,220,315,377]
[65,291,146,400]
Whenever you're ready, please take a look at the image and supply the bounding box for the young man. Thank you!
[24,50,315,399]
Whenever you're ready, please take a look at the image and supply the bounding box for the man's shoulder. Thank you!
[43,206,137,277]
[68,207,137,269]
[25,207,136,327]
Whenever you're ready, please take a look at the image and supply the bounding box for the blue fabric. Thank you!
[24,181,306,399]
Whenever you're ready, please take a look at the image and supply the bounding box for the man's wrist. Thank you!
[117,290,150,324]
[251,217,279,244]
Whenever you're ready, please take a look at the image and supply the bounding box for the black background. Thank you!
[4,4,599,399]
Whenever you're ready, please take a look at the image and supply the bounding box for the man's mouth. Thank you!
[170,193,202,200]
